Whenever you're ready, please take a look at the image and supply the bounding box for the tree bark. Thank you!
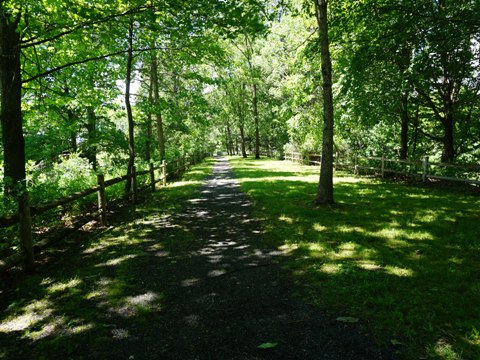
[86,107,97,171]
[145,64,153,162]
[314,0,334,205]
[239,123,247,158]
[442,111,455,163]
[151,52,165,160]
[1,9,34,271]
[1,9,25,194]
[399,91,409,160]
[125,20,135,194]
[252,83,260,159]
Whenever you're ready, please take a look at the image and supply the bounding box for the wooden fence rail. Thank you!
[285,152,480,186]
[0,153,206,271]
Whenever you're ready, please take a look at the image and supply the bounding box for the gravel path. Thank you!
[129,158,395,359]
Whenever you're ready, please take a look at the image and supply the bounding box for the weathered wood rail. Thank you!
[0,153,205,272]
[285,152,480,186]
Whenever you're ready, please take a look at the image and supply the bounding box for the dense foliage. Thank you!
[2,0,478,206]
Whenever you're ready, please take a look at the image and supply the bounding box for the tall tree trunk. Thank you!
[145,65,153,162]
[314,0,335,205]
[399,91,409,160]
[125,20,135,194]
[252,83,260,159]
[86,107,97,171]
[151,53,165,161]
[226,120,233,155]
[67,109,78,152]
[1,10,25,194]
[442,112,455,163]
[239,123,247,158]
[1,9,34,271]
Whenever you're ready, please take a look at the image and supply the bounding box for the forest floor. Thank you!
[0,157,396,360]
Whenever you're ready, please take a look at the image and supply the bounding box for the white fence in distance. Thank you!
[284,152,480,186]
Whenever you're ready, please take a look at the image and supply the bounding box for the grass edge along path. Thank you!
[229,156,480,360]
[0,159,215,359]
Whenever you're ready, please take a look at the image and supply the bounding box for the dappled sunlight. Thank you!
[336,225,366,234]
[230,157,480,359]
[0,299,53,333]
[279,214,294,224]
[109,291,163,319]
[95,254,138,267]
[384,265,414,278]
[45,277,83,294]
[312,223,327,232]
[169,180,203,188]
[320,263,342,275]
[356,260,382,271]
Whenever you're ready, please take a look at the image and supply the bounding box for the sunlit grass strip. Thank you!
[229,156,480,360]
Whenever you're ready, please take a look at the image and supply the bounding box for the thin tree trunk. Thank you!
[226,120,233,155]
[146,65,153,162]
[67,109,78,152]
[125,20,135,194]
[151,53,165,160]
[86,107,97,171]
[253,83,260,159]
[399,91,409,160]
[239,123,247,158]
[314,0,334,205]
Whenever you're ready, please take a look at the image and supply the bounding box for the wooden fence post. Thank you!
[97,174,107,226]
[18,192,34,272]
[132,165,137,203]
[422,156,429,182]
[149,163,155,192]
[162,160,167,186]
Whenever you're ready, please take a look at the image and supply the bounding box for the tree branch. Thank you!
[20,5,152,48]
[414,86,445,125]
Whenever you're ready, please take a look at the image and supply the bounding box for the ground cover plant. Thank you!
[0,160,214,359]
[229,157,480,360]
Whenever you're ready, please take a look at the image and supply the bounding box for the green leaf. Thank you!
[257,342,278,349]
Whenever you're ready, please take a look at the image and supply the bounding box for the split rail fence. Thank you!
[0,153,205,271]
[285,152,480,186]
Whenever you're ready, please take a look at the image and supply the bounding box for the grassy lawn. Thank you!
[229,156,480,360]
[0,159,214,359]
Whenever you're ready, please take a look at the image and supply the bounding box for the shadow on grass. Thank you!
[0,159,216,359]
[230,157,480,360]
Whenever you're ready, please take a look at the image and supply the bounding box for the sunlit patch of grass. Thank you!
[0,299,53,333]
[230,156,480,359]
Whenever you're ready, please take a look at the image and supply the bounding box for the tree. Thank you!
[314,0,334,205]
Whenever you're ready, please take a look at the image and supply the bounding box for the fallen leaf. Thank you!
[336,317,359,323]
[257,342,278,349]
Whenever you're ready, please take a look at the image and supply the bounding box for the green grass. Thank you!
[229,156,480,360]
[0,159,214,359]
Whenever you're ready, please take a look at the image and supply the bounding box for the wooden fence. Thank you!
[0,153,205,271]
[284,152,480,186]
